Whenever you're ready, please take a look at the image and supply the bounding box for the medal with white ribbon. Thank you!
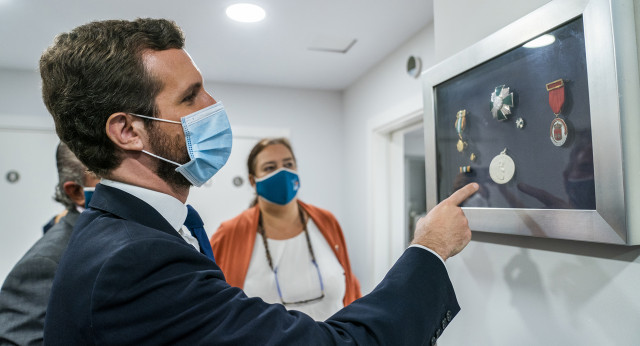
[455,109,467,152]
[546,79,568,146]
[490,85,514,121]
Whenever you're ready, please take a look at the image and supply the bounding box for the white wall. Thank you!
[0,68,49,118]
[432,0,549,62]
[342,25,436,291]
[205,82,344,220]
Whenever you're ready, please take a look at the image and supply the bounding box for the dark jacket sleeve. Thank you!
[0,254,59,346]
[87,239,458,345]
[0,215,75,346]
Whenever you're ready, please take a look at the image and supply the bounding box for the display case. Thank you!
[422,0,640,244]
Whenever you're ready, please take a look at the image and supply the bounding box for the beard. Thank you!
[146,121,192,189]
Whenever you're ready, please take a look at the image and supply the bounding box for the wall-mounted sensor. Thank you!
[6,170,19,183]
[406,56,422,78]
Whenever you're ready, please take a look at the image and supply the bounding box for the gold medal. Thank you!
[457,139,466,152]
[455,110,467,152]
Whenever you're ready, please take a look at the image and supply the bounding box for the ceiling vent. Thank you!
[308,36,357,54]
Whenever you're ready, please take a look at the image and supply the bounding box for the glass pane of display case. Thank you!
[434,17,595,210]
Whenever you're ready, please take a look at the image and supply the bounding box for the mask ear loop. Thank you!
[129,113,184,167]
[141,150,182,167]
[129,113,182,124]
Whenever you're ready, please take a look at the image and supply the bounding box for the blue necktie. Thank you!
[184,205,215,262]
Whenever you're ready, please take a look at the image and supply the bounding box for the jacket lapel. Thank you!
[88,183,182,240]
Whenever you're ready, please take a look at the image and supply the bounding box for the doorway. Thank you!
[368,110,424,283]
[403,127,427,247]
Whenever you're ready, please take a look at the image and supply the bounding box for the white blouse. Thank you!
[243,219,346,321]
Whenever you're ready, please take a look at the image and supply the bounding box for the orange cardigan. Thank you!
[210,201,362,306]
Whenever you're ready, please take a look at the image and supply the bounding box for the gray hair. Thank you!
[53,142,88,209]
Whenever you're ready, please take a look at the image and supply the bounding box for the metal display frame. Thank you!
[422,0,640,244]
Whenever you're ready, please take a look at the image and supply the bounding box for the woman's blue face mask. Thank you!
[130,102,233,187]
[255,168,300,205]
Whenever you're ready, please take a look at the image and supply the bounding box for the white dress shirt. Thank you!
[99,179,200,251]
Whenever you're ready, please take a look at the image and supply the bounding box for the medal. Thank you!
[490,85,514,121]
[550,117,568,146]
[515,117,525,129]
[455,110,467,152]
[489,148,515,184]
[546,79,568,146]
[459,166,471,173]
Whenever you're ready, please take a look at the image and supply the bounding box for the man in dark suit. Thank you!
[41,18,478,345]
[0,143,99,345]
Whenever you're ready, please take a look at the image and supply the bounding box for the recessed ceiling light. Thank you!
[226,3,266,23]
[523,34,556,48]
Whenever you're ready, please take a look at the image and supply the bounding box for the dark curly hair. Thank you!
[39,18,185,176]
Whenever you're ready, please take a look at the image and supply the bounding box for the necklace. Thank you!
[258,204,325,305]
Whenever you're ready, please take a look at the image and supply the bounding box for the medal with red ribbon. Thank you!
[546,79,564,115]
[546,79,568,146]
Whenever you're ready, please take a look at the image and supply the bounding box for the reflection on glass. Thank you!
[523,34,556,48]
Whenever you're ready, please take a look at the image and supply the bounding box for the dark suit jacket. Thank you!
[0,210,79,346]
[44,184,460,345]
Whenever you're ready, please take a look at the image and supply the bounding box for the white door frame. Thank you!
[367,108,423,284]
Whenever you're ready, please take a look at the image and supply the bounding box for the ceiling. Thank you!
[0,0,432,90]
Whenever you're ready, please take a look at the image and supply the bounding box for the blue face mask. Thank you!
[83,187,95,209]
[255,168,300,205]
[131,102,233,187]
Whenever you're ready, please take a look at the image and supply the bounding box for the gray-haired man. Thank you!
[0,142,99,345]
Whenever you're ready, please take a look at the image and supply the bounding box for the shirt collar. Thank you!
[99,179,187,232]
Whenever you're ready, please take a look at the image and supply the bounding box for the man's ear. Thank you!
[105,112,145,151]
[63,181,84,207]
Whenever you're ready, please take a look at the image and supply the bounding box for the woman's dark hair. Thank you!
[247,138,297,207]
[39,18,185,176]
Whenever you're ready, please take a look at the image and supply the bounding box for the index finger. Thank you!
[446,182,479,206]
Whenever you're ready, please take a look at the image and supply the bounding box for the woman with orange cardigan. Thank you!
[210,138,361,321]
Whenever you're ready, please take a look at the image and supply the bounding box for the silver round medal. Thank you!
[549,117,568,146]
[489,149,515,184]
